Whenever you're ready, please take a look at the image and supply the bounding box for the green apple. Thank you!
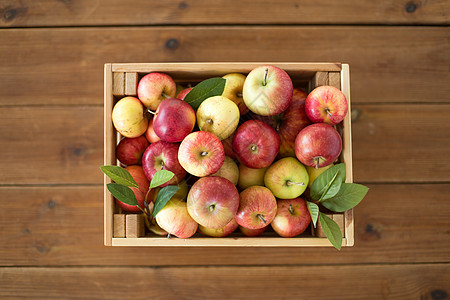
[212,156,239,185]
[196,96,240,140]
[238,164,267,190]
[264,157,309,199]
[306,164,333,188]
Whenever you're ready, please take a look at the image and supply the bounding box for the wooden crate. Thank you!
[104,63,353,247]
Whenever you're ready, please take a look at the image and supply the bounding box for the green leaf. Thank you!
[184,77,226,110]
[100,165,139,188]
[107,183,139,206]
[150,170,175,188]
[319,212,342,250]
[306,201,319,228]
[322,183,369,212]
[310,163,346,201]
[152,185,181,218]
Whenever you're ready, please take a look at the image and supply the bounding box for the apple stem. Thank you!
[263,68,269,86]
[250,145,257,152]
[206,119,213,125]
[200,151,208,157]
[167,233,171,239]
[146,108,156,115]
[315,157,320,169]
[288,204,295,215]
[325,108,332,117]
[286,180,305,186]
[257,214,267,224]
[236,92,243,98]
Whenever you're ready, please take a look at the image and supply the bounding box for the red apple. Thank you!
[153,98,196,143]
[145,118,161,143]
[305,85,348,125]
[116,135,149,166]
[115,165,149,213]
[221,134,236,160]
[137,73,176,111]
[233,120,280,169]
[295,123,342,168]
[187,176,239,229]
[178,131,225,177]
[242,65,293,116]
[239,225,268,237]
[198,218,239,237]
[271,198,311,238]
[155,198,198,239]
[235,186,277,229]
[142,141,186,186]
[177,87,193,100]
[277,88,311,158]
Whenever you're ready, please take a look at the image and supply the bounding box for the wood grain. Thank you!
[0,184,448,266]
[0,264,448,299]
[1,0,448,27]
[0,27,449,106]
[2,104,448,185]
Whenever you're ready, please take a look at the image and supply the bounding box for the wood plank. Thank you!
[352,104,450,182]
[0,106,102,185]
[1,0,448,27]
[0,27,448,105]
[2,104,448,185]
[0,265,448,299]
[0,184,448,266]
[113,214,125,238]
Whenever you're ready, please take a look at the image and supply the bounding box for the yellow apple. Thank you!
[306,164,333,188]
[112,96,148,138]
[238,164,267,190]
[196,96,240,140]
[222,73,249,115]
[211,156,239,185]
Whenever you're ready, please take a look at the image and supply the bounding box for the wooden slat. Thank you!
[113,214,125,238]
[2,104,449,185]
[0,27,448,106]
[0,184,448,266]
[0,265,448,299]
[1,0,448,27]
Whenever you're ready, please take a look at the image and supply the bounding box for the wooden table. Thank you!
[0,1,449,298]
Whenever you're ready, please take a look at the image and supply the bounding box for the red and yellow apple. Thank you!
[237,164,267,190]
[155,197,198,239]
[115,165,149,213]
[177,87,193,100]
[116,135,149,166]
[145,118,161,143]
[222,73,249,115]
[137,73,176,110]
[271,198,311,238]
[178,131,225,177]
[211,156,239,185]
[198,218,239,237]
[235,186,277,229]
[187,176,240,229]
[305,85,348,125]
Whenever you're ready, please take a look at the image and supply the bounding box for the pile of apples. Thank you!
[111,65,348,238]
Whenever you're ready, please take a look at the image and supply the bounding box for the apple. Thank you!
[306,164,333,188]
[237,164,267,190]
[116,135,149,165]
[295,123,342,168]
[242,65,293,116]
[211,156,239,185]
[187,176,240,229]
[177,87,193,100]
[198,218,238,237]
[264,157,309,199]
[277,88,311,158]
[153,98,196,142]
[305,85,348,125]
[145,118,161,143]
[155,198,198,239]
[137,73,176,111]
[271,198,311,238]
[178,131,225,177]
[239,225,268,237]
[196,96,240,140]
[222,73,249,115]
[115,165,149,213]
[112,96,148,138]
[142,141,186,187]
[221,134,236,160]
[233,120,280,169]
[235,186,277,229]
